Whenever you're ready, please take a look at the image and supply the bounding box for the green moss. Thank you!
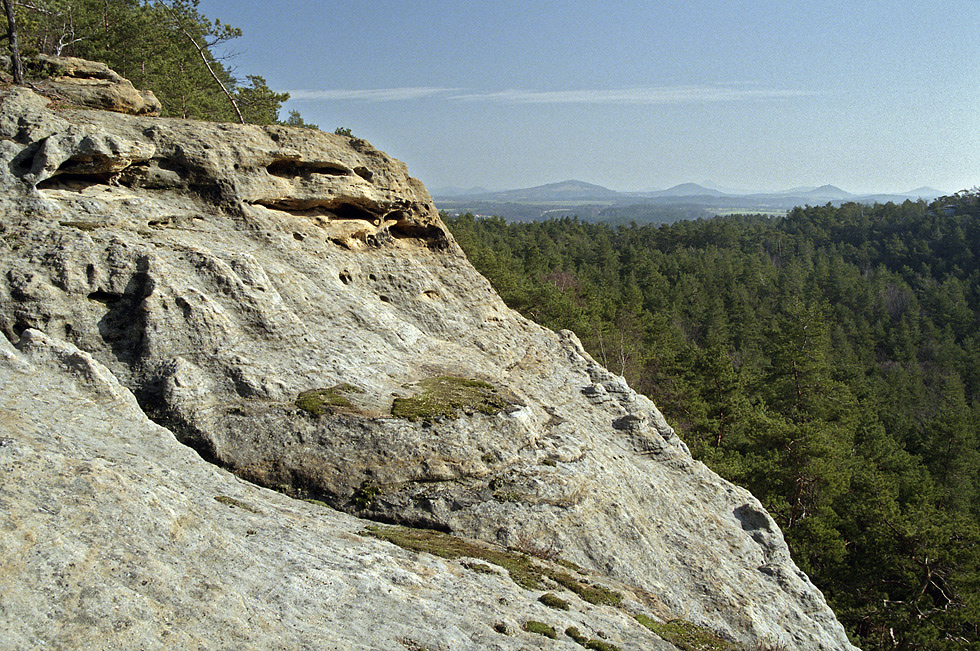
[567,626,589,646]
[462,561,497,574]
[550,571,623,607]
[585,640,621,651]
[296,383,362,416]
[364,525,547,590]
[634,614,740,651]
[352,480,383,507]
[493,490,522,503]
[391,376,508,421]
[523,620,557,639]
[556,558,587,573]
[538,592,569,610]
[214,495,260,513]
[364,524,623,610]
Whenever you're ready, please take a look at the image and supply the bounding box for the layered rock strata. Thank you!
[0,76,858,651]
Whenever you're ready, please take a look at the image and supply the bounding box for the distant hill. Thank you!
[643,183,729,198]
[902,187,946,200]
[434,179,951,224]
[799,185,853,200]
[453,180,626,203]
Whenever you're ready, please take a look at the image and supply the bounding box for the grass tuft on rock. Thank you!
[391,376,508,421]
[296,383,363,416]
[634,614,740,651]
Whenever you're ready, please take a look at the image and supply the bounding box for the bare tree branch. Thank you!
[162,2,243,124]
[13,1,57,16]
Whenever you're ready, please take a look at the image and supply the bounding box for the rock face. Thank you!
[31,54,162,116]
[0,76,859,651]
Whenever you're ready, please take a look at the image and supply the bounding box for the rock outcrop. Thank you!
[1,329,683,650]
[29,54,162,116]
[0,70,859,651]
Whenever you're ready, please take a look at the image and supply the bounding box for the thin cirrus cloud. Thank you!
[452,86,818,104]
[287,87,456,102]
[287,84,817,105]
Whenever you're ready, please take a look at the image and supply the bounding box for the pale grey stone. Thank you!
[0,81,859,651]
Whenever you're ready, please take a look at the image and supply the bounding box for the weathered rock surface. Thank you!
[0,329,678,650]
[30,54,162,116]
[0,76,859,651]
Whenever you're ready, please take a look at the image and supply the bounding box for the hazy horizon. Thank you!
[428,179,954,197]
[199,1,979,197]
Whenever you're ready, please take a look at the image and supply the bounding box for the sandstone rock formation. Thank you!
[1,329,682,650]
[30,54,162,116]
[0,72,859,651]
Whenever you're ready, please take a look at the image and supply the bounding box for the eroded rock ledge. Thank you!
[0,71,859,651]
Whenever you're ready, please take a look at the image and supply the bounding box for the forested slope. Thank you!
[446,192,980,650]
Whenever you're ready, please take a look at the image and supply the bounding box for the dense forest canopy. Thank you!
[1,0,306,125]
[445,192,980,651]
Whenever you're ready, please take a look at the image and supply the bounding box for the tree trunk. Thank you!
[2,0,24,84]
[163,4,243,124]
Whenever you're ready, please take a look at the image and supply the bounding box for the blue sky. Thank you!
[199,0,979,194]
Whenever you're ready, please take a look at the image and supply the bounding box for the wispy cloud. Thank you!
[288,84,817,105]
[287,87,455,102]
[452,86,818,104]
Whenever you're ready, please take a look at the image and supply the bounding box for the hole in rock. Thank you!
[36,173,113,191]
[267,160,352,178]
[330,203,379,222]
[88,290,122,304]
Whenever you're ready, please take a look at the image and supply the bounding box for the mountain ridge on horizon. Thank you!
[432,178,949,202]
[432,179,954,225]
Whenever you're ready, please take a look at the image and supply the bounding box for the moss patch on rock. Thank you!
[567,626,589,646]
[551,570,623,607]
[585,640,621,651]
[539,592,569,610]
[391,376,508,421]
[523,620,558,639]
[462,561,497,574]
[365,525,546,590]
[634,614,740,651]
[296,383,363,416]
[352,479,383,507]
[364,524,621,607]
